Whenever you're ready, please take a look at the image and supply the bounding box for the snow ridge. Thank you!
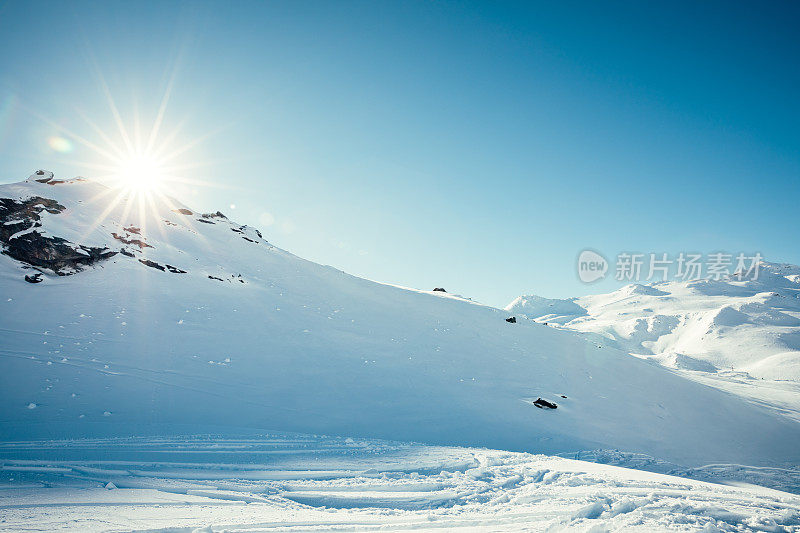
[506,264,800,381]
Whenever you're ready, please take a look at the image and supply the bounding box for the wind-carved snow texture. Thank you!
[3,172,800,530]
[2,434,800,532]
[507,263,800,383]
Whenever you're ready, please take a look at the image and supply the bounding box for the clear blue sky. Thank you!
[1,0,798,306]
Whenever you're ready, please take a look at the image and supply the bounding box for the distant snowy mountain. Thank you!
[2,171,800,471]
[506,263,800,381]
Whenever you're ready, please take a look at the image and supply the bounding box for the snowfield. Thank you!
[506,263,800,382]
[2,172,800,531]
[2,434,800,532]
[505,261,800,438]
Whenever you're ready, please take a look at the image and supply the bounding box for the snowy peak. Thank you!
[0,172,274,282]
[508,263,800,380]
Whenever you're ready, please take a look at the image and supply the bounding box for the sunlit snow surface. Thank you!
[506,263,800,382]
[3,175,800,470]
[4,174,800,530]
[2,434,800,532]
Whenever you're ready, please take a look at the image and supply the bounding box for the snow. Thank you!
[507,264,800,384]
[2,173,800,530]
[0,176,798,470]
[2,434,799,532]
[7,225,37,241]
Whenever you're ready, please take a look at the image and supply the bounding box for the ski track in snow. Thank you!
[2,434,800,532]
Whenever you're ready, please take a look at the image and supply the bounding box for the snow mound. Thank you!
[712,306,749,327]
[621,283,670,297]
[504,295,586,323]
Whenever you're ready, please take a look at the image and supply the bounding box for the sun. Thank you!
[114,154,165,192]
[33,62,225,236]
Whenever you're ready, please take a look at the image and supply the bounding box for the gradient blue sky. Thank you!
[1,0,798,306]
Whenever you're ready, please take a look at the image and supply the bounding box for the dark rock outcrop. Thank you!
[138,258,166,271]
[505,316,517,323]
[533,398,557,409]
[112,232,152,249]
[138,258,186,274]
[0,196,64,220]
[24,272,43,283]
[433,288,446,292]
[1,196,116,274]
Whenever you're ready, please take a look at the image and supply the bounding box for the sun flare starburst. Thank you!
[26,63,231,243]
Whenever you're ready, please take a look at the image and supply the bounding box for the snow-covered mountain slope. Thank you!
[2,172,800,471]
[506,264,800,382]
[4,434,800,532]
